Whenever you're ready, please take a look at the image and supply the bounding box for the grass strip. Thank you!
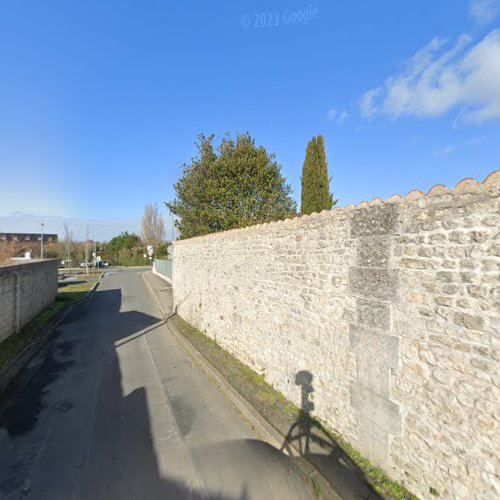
[0,278,97,371]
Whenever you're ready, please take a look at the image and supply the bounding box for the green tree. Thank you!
[166,133,297,239]
[155,242,171,259]
[300,135,335,214]
[104,232,145,266]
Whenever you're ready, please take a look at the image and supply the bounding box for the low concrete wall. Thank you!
[173,171,500,499]
[0,260,59,343]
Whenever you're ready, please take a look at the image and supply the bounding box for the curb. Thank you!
[166,317,285,449]
[141,271,339,499]
[0,272,104,399]
[151,268,172,285]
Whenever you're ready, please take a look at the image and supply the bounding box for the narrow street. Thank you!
[0,269,315,500]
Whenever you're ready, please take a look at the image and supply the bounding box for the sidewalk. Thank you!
[143,270,174,316]
[142,271,392,500]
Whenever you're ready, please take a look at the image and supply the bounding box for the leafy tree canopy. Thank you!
[104,232,145,266]
[166,133,297,239]
[107,232,141,253]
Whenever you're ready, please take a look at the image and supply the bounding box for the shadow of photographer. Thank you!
[281,370,382,500]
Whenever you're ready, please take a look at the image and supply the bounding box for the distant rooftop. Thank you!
[0,232,58,243]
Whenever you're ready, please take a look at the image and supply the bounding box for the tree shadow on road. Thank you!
[0,286,298,499]
[0,289,160,439]
[281,370,382,500]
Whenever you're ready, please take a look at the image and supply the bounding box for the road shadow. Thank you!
[0,342,74,437]
[281,371,382,499]
[0,286,255,499]
[58,279,86,288]
[78,330,249,500]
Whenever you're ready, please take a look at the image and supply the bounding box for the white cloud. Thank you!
[360,29,500,124]
[326,108,349,124]
[437,145,456,155]
[338,110,349,124]
[326,108,337,121]
[470,0,500,26]
[360,89,380,120]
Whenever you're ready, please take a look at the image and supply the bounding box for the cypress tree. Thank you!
[300,135,334,214]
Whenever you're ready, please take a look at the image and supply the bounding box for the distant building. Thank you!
[0,232,58,244]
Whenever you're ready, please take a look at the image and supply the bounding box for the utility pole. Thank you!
[85,226,89,275]
[67,242,70,271]
[40,222,45,259]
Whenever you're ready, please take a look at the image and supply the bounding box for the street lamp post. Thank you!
[40,222,45,259]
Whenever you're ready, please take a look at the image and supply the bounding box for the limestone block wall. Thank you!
[0,260,59,343]
[172,171,499,499]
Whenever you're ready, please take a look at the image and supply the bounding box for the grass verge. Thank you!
[0,277,98,371]
[172,315,417,500]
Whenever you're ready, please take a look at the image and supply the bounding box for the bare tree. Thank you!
[141,203,165,250]
[0,241,23,264]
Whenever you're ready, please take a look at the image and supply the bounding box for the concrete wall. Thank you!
[0,260,59,343]
[172,171,500,499]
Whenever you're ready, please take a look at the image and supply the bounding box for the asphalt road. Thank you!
[0,268,316,500]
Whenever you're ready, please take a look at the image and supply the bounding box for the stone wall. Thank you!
[172,171,499,499]
[0,260,59,343]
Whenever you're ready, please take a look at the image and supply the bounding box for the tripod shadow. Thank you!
[281,371,382,499]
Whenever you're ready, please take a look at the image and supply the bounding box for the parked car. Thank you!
[79,260,90,268]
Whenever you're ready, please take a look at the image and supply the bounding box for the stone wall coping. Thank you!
[0,259,59,273]
[173,169,499,245]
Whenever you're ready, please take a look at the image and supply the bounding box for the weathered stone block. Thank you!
[453,312,484,331]
[400,258,428,269]
[356,238,391,268]
[467,285,489,299]
[435,296,454,307]
[350,382,401,435]
[357,357,393,397]
[436,271,457,283]
[489,244,500,257]
[356,297,391,330]
[350,326,399,396]
[417,247,434,257]
[355,413,390,467]
[350,204,400,237]
[350,268,400,302]
[350,326,399,367]
[429,233,447,244]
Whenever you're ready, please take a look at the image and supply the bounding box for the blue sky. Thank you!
[0,0,499,240]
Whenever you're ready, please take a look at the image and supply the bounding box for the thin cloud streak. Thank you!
[470,0,500,27]
[435,136,485,156]
[360,29,500,125]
